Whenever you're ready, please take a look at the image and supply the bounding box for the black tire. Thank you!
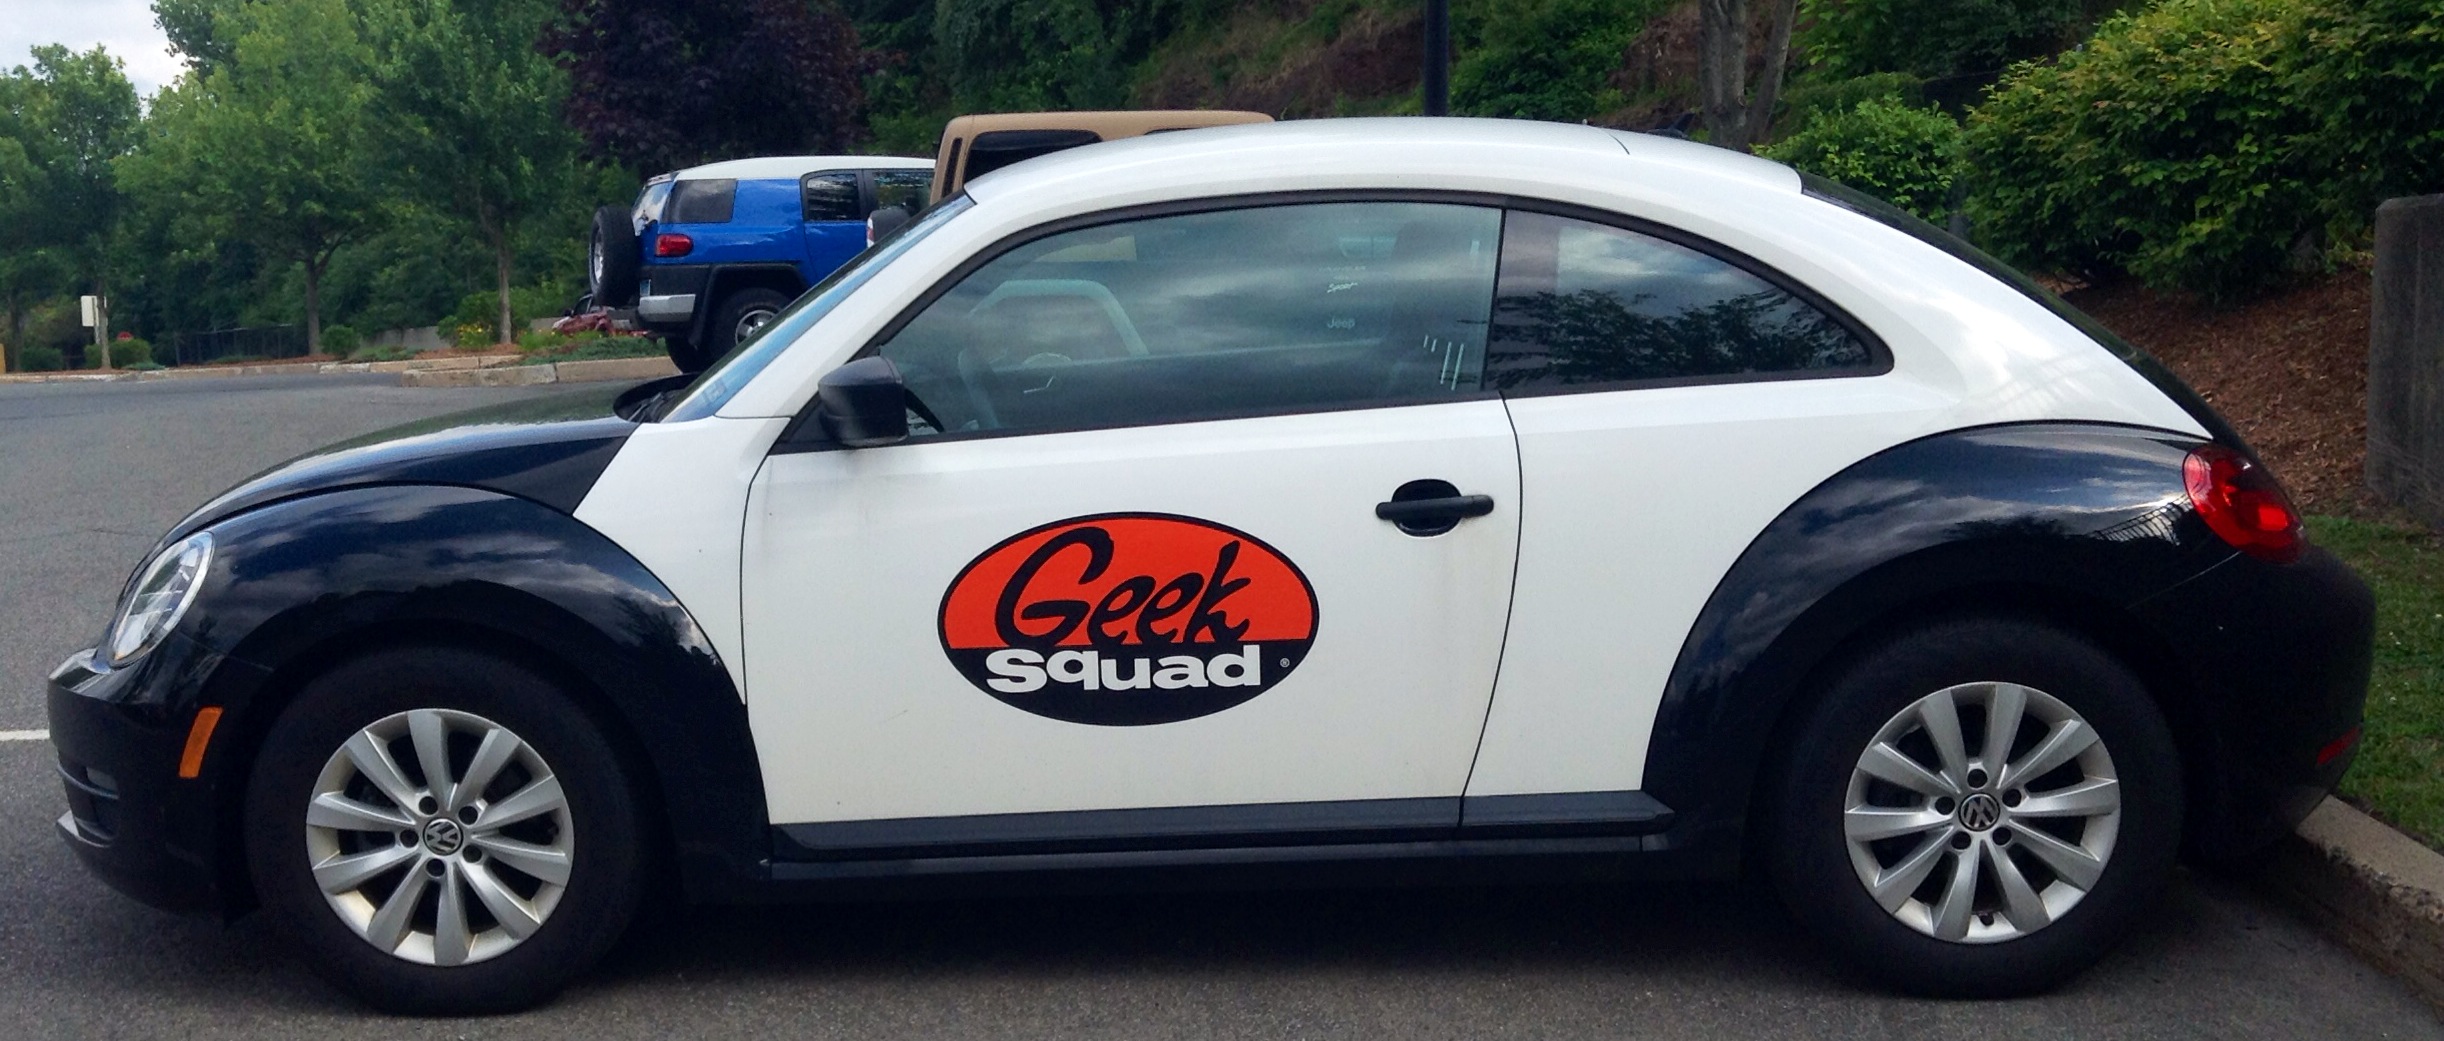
[589,206,640,307]
[244,646,647,1015]
[709,288,792,358]
[662,332,713,374]
[1761,616,2182,997]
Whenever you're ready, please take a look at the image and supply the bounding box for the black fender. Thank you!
[1641,422,2242,868]
[141,483,766,909]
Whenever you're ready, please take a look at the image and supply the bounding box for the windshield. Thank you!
[1798,173,2243,451]
[660,195,976,423]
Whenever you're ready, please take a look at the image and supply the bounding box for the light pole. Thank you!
[1423,0,1450,116]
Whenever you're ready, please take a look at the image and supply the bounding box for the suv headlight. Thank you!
[108,532,214,665]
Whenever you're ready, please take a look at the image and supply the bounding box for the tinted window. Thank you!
[667,178,737,224]
[872,169,930,215]
[802,172,860,222]
[1483,211,1874,390]
[873,201,1501,439]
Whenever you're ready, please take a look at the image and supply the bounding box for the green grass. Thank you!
[512,336,668,365]
[2310,515,2444,849]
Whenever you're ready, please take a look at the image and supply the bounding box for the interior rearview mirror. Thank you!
[815,357,909,448]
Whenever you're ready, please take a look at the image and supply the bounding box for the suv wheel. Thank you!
[712,289,791,357]
[1762,617,2181,996]
[244,647,646,1014]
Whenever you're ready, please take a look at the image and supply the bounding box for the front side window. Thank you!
[1483,211,1877,391]
[872,201,1501,439]
[802,172,860,222]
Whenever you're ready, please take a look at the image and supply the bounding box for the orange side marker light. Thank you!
[178,707,225,779]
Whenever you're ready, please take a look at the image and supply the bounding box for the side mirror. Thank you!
[815,356,909,448]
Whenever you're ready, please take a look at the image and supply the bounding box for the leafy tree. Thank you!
[0,46,141,366]
[1454,0,1657,121]
[1798,0,2089,85]
[1698,0,1801,150]
[120,0,387,352]
[154,0,251,74]
[547,0,866,174]
[364,0,583,344]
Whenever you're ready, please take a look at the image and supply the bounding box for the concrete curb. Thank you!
[2265,797,2444,1011]
[398,355,677,388]
[0,354,525,385]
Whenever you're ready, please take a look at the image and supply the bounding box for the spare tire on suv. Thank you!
[589,206,640,307]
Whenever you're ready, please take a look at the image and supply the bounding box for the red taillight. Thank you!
[2315,725,2362,768]
[653,232,693,258]
[2183,445,2302,563]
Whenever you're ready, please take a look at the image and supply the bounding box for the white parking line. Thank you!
[0,729,50,742]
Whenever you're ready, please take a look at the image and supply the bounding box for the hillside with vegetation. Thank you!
[0,0,2438,373]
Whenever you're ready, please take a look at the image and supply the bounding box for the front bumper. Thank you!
[2133,543,2375,861]
[47,638,269,916]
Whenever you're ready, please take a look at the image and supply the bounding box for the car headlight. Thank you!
[108,532,214,665]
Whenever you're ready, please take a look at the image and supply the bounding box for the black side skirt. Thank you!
[769,791,1675,882]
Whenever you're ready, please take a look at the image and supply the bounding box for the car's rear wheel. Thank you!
[589,207,640,307]
[710,288,791,358]
[1762,617,2181,996]
[244,646,646,1014]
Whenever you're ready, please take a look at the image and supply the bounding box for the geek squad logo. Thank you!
[938,513,1319,726]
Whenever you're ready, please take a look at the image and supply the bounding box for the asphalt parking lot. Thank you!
[1,375,2437,1038]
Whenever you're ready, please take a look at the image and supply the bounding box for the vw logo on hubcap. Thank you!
[421,818,466,856]
[1958,792,2003,831]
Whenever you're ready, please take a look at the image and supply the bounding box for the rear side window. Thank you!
[964,128,1101,184]
[667,178,737,224]
[1483,211,1878,391]
[802,172,859,222]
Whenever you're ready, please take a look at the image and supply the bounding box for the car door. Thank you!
[741,199,1522,841]
[1458,207,1931,802]
[798,171,866,282]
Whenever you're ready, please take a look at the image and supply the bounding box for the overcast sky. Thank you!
[3,0,181,97]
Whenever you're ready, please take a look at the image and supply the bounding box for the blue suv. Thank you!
[589,155,934,371]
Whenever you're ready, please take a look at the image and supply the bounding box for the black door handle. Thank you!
[1373,495,1495,523]
[1376,479,1495,536]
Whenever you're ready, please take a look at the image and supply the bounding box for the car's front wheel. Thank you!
[244,646,647,1014]
[1763,617,2182,996]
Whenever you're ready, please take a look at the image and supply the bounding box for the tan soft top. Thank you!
[930,110,1273,201]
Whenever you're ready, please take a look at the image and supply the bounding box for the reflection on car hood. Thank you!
[162,383,639,547]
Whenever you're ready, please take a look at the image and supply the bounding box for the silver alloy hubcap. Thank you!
[734,308,777,344]
[1843,681,2121,944]
[305,708,574,966]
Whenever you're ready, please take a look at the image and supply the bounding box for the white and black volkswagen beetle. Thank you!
[50,119,2372,1013]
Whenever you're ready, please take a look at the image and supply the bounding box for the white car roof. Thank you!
[960,117,1801,206]
[676,154,931,182]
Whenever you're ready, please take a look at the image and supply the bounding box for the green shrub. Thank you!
[321,324,362,354]
[1776,71,1923,134]
[450,322,494,349]
[122,360,164,371]
[1799,0,2088,82]
[449,292,508,344]
[1453,0,1658,121]
[1764,98,1963,223]
[346,344,416,363]
[150,338,178,367]
[1964,0,2444,299]
[20,346,65,372]
[110,337,153,367]
[516,329,564,354]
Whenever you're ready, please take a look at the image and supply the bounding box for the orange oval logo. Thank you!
[939,513,1319,725]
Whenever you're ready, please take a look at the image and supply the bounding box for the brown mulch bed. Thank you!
[2068,271,2373,514]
